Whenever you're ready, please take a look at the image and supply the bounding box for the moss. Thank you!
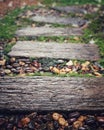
[0,6,36,41]
[4,42,15,55]
[82,5,104,58]
[99,59,104,67]
[95,38,104,58]
[26,71,94,77]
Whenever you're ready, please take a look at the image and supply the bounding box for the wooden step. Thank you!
[51,6,87,14]
[16,26,83,37]
[8,41,100,61]
[0,76,104,111]
[51,6,99,15]
[30,15,87,26]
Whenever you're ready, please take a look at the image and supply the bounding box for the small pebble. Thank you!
[58,117,68,126]
[66,60,73,66]
[0,59,6,66]
[69,112,80,118]
[73,120,83,129]
[68,118,77,124]
[52,113,61,121]
[21,117,30,127]
[78,126,88,130]
[10,57,16,63]
[4,69,11,74]
[0,118,5,126]
[12,63,20,68]
[97,116,104,124]
[78,116,87,122]
[53,121,59,129]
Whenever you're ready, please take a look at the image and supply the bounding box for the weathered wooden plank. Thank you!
[51,6,99,15]
[8,41,100,61]
[0,77,104,111]
[51,6,87,14]
[16,26,83,37]
[31,15,87,26]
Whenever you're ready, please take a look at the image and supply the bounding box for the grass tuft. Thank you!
[0,6,36,41]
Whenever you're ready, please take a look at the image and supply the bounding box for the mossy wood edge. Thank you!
[0,76,104,111]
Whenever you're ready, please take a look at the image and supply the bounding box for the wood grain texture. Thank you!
[16,26,83,37]
[0,76,104,111]
[8,41,100,61]
[31,15,86,25]
[51,6,86,14]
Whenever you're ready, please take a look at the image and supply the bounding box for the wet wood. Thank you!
[0,76,104,111]
[9,41,100,61]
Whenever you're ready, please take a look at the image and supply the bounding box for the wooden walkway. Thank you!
[16,26,83,36]
[51,6,87,14]
[1,5,103,112]
[31,15,86,26]
[8,41,100,61]
[0,77,104,111]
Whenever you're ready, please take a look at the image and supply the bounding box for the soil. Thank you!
[0,0,39,17]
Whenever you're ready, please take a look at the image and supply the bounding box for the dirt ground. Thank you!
[0,0,39,17]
